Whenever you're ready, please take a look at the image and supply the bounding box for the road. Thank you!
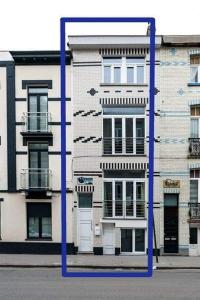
[0,268,200,300]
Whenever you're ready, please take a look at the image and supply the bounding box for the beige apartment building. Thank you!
[0,35,200,256]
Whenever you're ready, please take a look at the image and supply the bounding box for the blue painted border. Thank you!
[60,17,155,277]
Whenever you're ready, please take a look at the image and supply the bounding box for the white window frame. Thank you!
[120,228,147,255]
[103,178,146,219]
[102,57,146,84]
[190,110,200,138]
[103,115,145,155]
[190,65,200,83]
[190,178,200,203]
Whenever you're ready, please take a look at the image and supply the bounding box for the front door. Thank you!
[78,194,93,252]
[103,224,115,254]
[164,194,179,253]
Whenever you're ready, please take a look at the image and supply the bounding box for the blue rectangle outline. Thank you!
[60,17,155,277]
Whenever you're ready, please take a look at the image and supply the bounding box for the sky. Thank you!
[0,0,200,50]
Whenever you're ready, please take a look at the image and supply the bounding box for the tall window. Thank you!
[190,169,200,203]
[190,55,200,83]
[103,106,145,155]
[27,203,52,239]
[102,57,145,84]
[28,87,48,132]
[191,106,200,138]
[103,171,145,218]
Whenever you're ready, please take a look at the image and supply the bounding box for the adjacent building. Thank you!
[0,35,200,256]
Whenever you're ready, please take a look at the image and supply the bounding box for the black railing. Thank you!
[103,137,145,155]
[188,203,200,219]
[189,138,200,157]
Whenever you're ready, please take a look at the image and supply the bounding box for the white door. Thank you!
[78,194,93,253]
[103,224,115,254]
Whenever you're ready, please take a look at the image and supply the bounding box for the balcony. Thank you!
[103,137,145,155]
[188,203,200,222]
[189,138,200,158]
[20,112,53,145]
[104,200,145,218]
[20,168,52,198]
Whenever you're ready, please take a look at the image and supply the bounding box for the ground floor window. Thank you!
[27,203,52,239]
[121,228,145,253]
[190,227,198,244]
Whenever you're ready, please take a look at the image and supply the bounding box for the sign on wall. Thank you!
[163,179,180,189]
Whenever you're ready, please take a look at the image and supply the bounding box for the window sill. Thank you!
[100,83,148,87]
[188,83,200,86]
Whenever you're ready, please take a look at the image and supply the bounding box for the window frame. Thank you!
[120,228,146,255]
[102,56,146,84]
[103,177,146,219]
[190,65,200,83]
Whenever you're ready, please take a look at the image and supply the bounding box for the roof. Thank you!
[163,35,200,46]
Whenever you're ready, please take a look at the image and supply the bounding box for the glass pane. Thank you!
[29,88,48,94]
[191,119,199,138]
[126,182,133,216]
[103,58,121,64]
[190,180,198,203]
[135,229,145,252]
[115,119,122,153]
[126,58,145,64]
[137,66,144,84]
[39,95,48,131]
[42,217,52,238]
[28,217,39,238]
[79,194,92,208]
[136,118,145,154]
[127,67,134,83]
[114,67,121,83]
[136,182,145,217]
[104,66,111,83]
[28,96,37,131]
[121,229,132,252]
[190,228,198,244]
[115,182,123,216]
[126,118,133,154]
[104,182,112,217]
[191,67,198,83]
[103,106,145,115]
[103,119,112,154]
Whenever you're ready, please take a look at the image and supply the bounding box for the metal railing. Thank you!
[104,200,145,218]
[189,138,200,157]
[188,203,200,220]
[21,112,52,133]
[20,168,52,190]
[103,137,145,155]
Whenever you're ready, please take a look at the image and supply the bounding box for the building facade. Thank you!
[0,35,200,256]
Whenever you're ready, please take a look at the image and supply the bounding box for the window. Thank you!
[78,194,92,208]
[102,57,145,84]
[190,227,198,244]
[104,174,145,218]
[191,106,200,138]
[190,170,200,203]
[190,55,200,83]
[28,87,48,132]
[27,203,52,239]
[103,107,145,155]
[121,228,145,253]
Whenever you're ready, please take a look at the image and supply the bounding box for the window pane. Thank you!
[115,182,123,216]
[137,66,144,83]
[104,66,111,83]
[103,58,121,64]
[136,118,145,154]
[79,194,92,208]
[126,58,145,64]
[103,119,112,154]
[126,119,133,154]
[190,228,198,244]
[126,182,133,216]
[191,119,199,138]
[28,217,39,238]
[103,106,145,115]
[114,67,121,83]
[42,217,52,238]
[135,229,145,252]
[190,67,198,83]
[190,180,198,203]
[104,182,112,217]
[136,182,145,217]
[115,118,122,153]
[121,229,133,252]
[29,88,48,94]
[190,55,200,65]
[127,67,134,83]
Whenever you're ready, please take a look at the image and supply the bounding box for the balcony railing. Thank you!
[188,203,200,220]
[189,138,200,157]
[20,168,52,191]
[104,200,145,218]
[21,112,52,133]
[103,137,145,155]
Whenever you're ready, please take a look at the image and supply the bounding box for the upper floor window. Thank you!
[190,55,200,83]
[190,106,200,138]
[102,57,145,84]
[190,169,200,203]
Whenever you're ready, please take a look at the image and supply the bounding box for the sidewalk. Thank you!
[0,254,200,269]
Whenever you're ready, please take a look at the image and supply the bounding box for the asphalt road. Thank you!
[0,268,200,300]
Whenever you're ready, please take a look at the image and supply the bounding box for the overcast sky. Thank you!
[0,0,200,51]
